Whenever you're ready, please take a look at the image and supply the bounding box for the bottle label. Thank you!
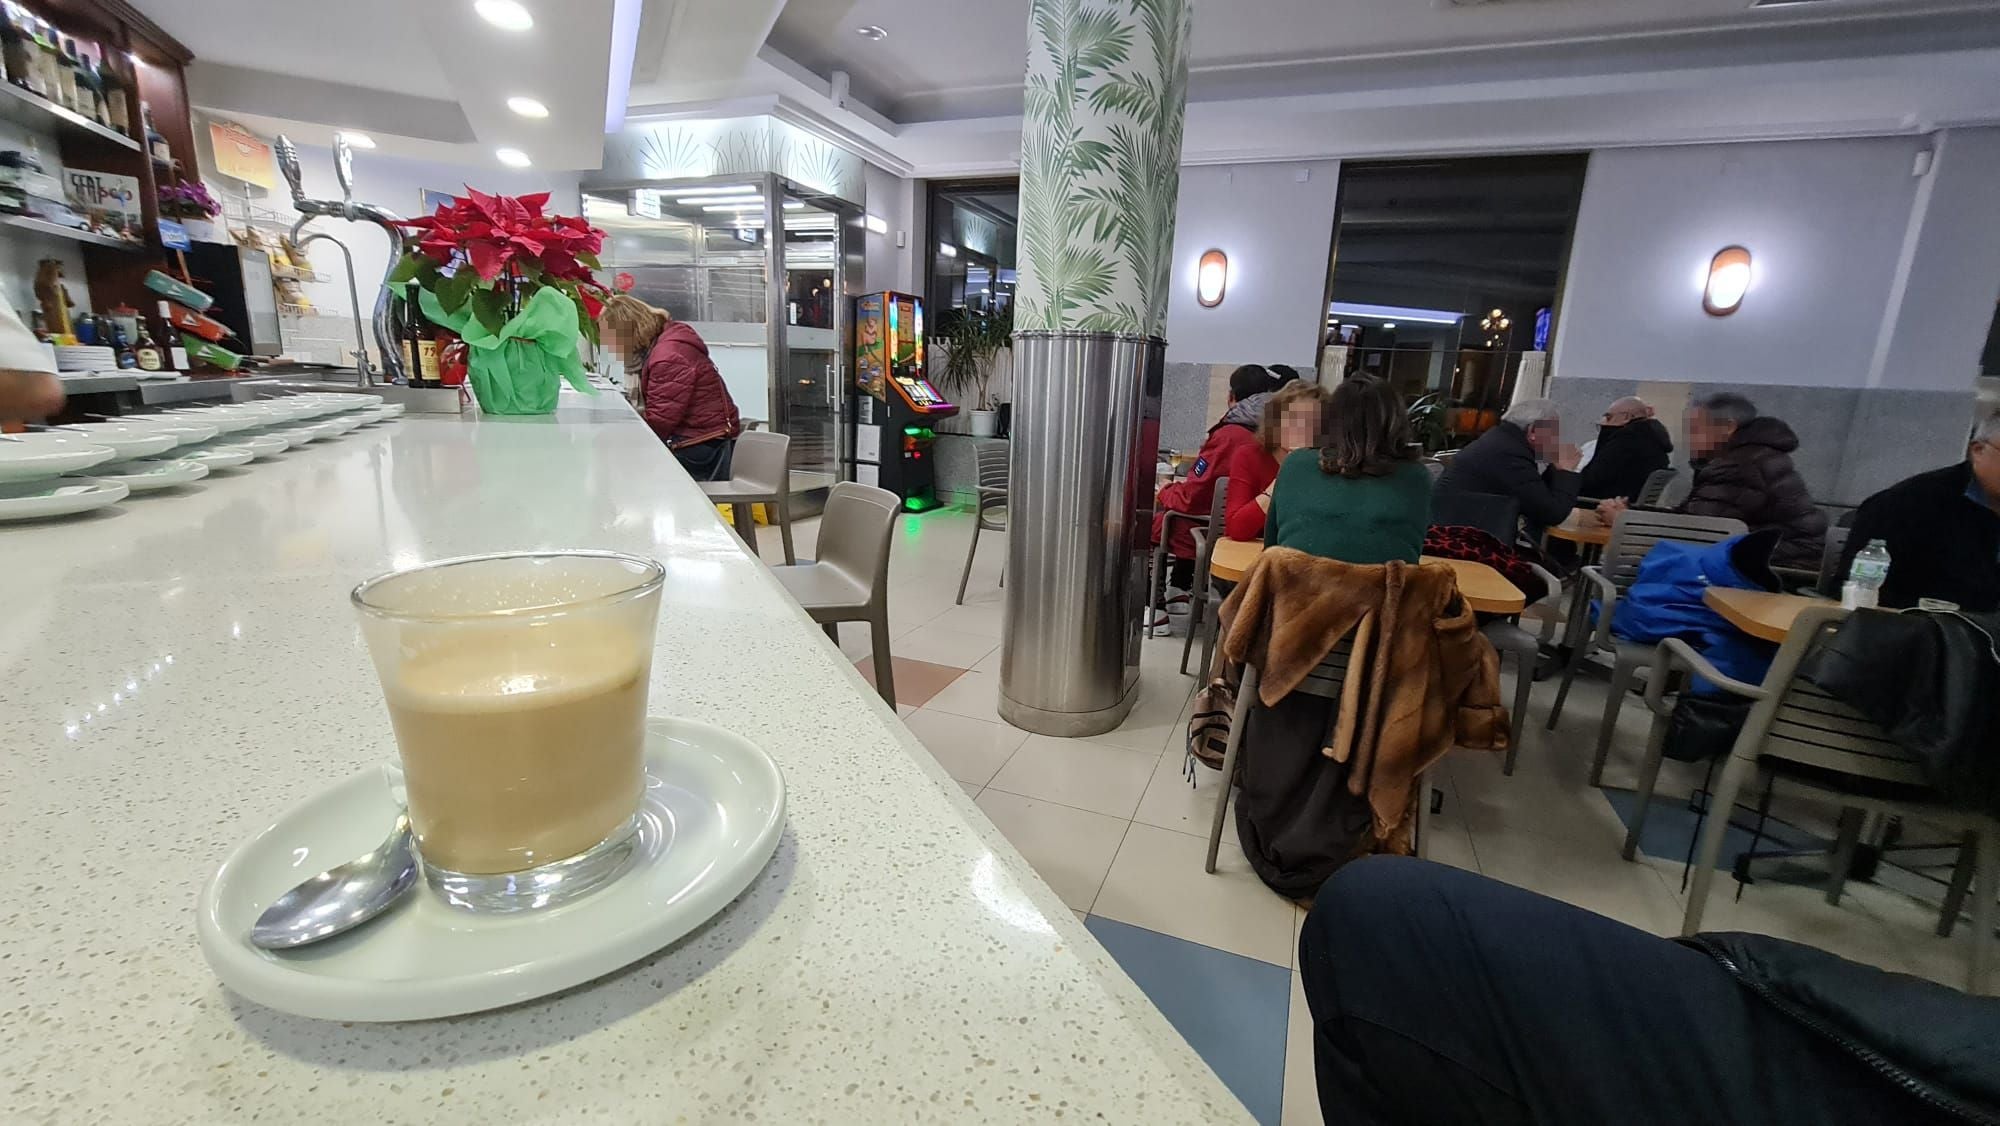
[136,348,162,371]
[417,338,440,382]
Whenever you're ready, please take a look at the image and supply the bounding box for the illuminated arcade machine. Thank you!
[848,291,958,511]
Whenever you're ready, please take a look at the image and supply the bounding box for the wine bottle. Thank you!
[100,54,129,133]
[2,8,39,97]
[132,319,163,371]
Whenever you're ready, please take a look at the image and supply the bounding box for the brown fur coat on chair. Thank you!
[1218,547,1509,847]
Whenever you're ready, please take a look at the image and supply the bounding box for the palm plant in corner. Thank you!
[390,188,610,414]
[933,305,1013,437]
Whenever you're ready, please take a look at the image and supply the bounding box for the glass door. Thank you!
[774,186,848,492]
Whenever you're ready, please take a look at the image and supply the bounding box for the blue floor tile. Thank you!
[1084,915,1290,1125]
[1600,786,1825,872]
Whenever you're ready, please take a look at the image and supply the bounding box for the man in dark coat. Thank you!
[1834,413,2000,610]
[1435,397,1580,538]
[1578,396,1673,502]
[1601,392,1827,569]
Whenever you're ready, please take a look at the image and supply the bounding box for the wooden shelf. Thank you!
[0,213,145,250]
[0,81,141,152]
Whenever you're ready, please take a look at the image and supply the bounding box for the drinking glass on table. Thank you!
[352,551,664,913]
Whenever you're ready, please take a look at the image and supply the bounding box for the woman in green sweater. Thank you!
[1261,376,1431,563]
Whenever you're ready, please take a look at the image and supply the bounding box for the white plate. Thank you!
[376,402,407,419]
[219,433,290,458]
[52,422,180,461]
[180,444,256,470]
[0,436,118,481]
[0,477,128,521]
[269,425,325,445]
[84,457,210,491]
[239,401,319,423]
[161,407,264,434]
[317,414,363,437]
[109,417,221,446]
[351,406,389,426]
[197,717,786,1022]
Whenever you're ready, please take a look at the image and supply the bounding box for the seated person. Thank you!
[1578,395,1673,502]
[1301,856,1999,1126]
[1835,412,2000,610]
[1152,364,1278,607]
[1263,376,1430,563]
[1435,398,1580,538]
[1228,382,1327,542]
[1600,392,1827,570]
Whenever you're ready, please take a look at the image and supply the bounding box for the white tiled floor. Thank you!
[761,505,1978,1126]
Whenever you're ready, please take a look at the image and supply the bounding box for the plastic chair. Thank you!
[699,431,796,565]
[1812,525,1853,598]
[1205,637,1438,872]
[955,443,1009,604]
[1670,605,2000,995]
[1543,510,1746,786]
[1180,478,1232,677]
[1151,478,1227,639]
[769,482,901,707]
[1635,468,1679,507]
[1479,561,1563,775]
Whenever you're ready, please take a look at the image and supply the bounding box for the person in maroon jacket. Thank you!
[600,294,743,481]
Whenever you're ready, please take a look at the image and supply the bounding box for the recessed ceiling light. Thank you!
[337,131,376,149]
[474,0,533,32]
[856,25,887,40]
[495,147,532,167]
[506,96,549,119]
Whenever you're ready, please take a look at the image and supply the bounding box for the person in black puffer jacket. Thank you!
[1601,392,1828,569]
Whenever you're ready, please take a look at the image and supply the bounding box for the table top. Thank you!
[1704,586,1833,642]
[1206,537,1526,614]
[0,394,1244,1124]
[1548,506,1613,546]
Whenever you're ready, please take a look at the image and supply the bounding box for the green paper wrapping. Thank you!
[413,283,593,415]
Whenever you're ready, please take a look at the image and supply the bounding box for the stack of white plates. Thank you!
[48,422,179,461]
[0,434,127,523]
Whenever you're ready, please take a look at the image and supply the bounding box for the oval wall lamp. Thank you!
[1196,249,1228,307]
[1703,246,1752,316]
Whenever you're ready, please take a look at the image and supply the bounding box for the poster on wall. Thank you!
[209,121,276,188]
[419,189,457,217]
[64,168,143,235]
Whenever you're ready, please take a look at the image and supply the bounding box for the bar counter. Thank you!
[0,394,1247,1123]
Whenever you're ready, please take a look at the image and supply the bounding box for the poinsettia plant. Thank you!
[389,187,609,345]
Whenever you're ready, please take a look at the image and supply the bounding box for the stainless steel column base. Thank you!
[1000,680,1141,737]
[999,330,1163,738]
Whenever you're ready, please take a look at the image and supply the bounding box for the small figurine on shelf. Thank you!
[33,258,73,339]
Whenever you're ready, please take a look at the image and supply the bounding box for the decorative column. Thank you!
[1001,0,1192,736]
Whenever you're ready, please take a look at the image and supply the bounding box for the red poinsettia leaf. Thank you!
[517,191,550,217]
[579,290,604,319]
[465,239,508,281]
[462,186,502,224]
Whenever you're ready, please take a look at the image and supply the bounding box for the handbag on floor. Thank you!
[1185,674,1235,778]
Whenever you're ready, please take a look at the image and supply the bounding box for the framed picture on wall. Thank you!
[419,189,457,217]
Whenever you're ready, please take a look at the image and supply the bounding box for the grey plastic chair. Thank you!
[1813,525,1853,598]
[1151,478,1227,642]
[1479,560,1563,775]
[699,431,796,565]
[955,443,1009,604]
[1669,605,2000,994]
[1180,478,1232,677]
[770,482,901,707]
[1635,468,1679,507]
[1205,636,1438,872]
[1543,509,1746,786]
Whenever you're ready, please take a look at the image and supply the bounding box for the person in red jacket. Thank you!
[601,294,743,480]
[1152,365,1280,622]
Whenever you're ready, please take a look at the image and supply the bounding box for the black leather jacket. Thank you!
[1685,932,2000,1124]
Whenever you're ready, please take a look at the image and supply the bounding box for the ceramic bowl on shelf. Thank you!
[0,435,120,482]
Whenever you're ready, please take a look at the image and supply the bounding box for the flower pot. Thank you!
[968,409,999,438]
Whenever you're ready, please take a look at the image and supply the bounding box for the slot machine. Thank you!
[848,291,958,511]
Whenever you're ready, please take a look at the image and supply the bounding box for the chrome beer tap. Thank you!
[275,133,409,386]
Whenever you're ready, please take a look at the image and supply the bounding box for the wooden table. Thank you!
[1206,538,1526,614]
[1548,506,1613,547]
[1703,587,1833,642]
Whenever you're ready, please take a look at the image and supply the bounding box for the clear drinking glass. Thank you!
[352,551,665,913]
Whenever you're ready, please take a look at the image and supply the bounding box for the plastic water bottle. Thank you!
[1843,538,1891,610]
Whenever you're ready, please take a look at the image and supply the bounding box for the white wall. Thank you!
[1867,127,2000,392]
[861,163,922,295]
[1163,160,1340,367]
[1552,136,1926,389]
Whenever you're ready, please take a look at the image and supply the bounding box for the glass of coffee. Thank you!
[352,551,665,913]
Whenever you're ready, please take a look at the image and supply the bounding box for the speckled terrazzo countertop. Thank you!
[0,395,1250,1124]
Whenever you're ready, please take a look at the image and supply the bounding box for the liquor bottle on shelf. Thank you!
[100,55,129,133]
[397,294,418,381]
[415,324,441,387]
[80,52,107,125]
[32,19,60,104]
[132,319,163,371]
[2,7,39,98]
[141,101,170,163]
[54,35,79,113]
[110,321,138,369]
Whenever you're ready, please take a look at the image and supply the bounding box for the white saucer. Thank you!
[0,436,118,481]
[317,415,363,437]
[161,407,264,434]
[107,417,221,446]
[0,476,129,521]
[270,425,325,445]
[198,717,786,1022]
[85,457,210,491]
[351,406,389,426]
[376,402,407,419]
[220,433,290,459]
[180,444,256,470]
[52,422,180,460]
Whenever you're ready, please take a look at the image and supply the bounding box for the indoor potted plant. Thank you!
[390,188,609,414]
[933,305,1012,438]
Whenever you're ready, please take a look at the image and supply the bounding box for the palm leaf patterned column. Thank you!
[1016,0,1191,337]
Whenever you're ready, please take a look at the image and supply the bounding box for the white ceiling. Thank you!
[141,0,452,99]
[769,0,2000,121]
